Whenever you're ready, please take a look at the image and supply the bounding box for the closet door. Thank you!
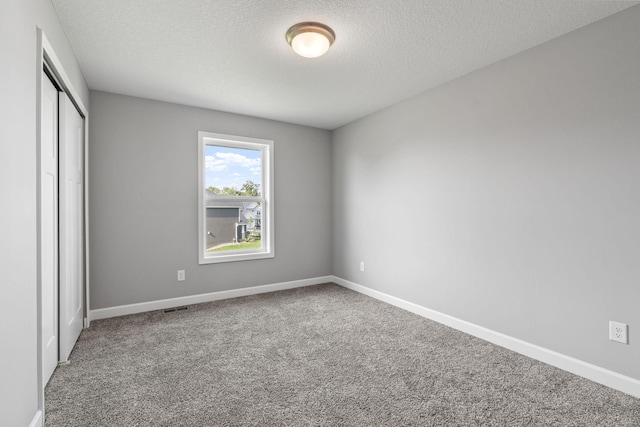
[41,72,59,383]
[59,92,84,362]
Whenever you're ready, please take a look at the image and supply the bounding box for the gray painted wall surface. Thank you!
[89,92,332,309]
[332,7,640,380]
[0,0,89,424]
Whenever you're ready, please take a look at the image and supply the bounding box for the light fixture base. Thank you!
[286,22,335,58]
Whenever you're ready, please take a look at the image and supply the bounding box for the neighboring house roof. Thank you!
[205,190,259,208]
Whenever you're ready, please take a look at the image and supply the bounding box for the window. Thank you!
[198,132,273,264]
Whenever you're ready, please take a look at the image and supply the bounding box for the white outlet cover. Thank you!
[177,270,186,282]
[609,321,628,344]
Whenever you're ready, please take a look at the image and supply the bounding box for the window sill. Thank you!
[199,250,274,265]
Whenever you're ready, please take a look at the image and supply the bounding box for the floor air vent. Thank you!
[163,306,189,314]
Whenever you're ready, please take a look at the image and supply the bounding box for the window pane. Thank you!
[205,199,262,253]
[204,145,261,196]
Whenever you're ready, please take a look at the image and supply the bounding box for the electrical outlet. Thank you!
[360,261,365,272]
[609,321,628,344]
[177,270,186,282]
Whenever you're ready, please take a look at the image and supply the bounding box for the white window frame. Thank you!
[198,131,274,264]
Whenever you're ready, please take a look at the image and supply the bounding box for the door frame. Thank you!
[36,28,90,421]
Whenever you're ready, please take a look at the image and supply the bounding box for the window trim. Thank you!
[198,131,274,264]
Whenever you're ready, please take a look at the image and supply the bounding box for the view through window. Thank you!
[198,132,273,264]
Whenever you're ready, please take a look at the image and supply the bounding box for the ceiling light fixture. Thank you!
[286,22,335,59]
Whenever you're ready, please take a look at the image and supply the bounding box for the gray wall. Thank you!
[89,92,332,309]
[0,0,89,425]
[332,6,640,381]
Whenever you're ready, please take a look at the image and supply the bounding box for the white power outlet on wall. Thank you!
[609,321,628,344]
[360,261,365,272]
[177,270,186,282]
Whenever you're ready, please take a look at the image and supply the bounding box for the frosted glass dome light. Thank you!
[286,22,335,59]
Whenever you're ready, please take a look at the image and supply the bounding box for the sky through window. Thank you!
[204,145,262,191]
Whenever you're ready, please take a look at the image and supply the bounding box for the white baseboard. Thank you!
[89,276,333,321]
[87,274,640,398]
[29,410,43,427]
[331,276,640,399]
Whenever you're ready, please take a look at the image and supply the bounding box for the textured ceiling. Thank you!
[51,0,638,130]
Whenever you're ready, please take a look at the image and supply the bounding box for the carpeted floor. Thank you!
[45,283,640,426]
